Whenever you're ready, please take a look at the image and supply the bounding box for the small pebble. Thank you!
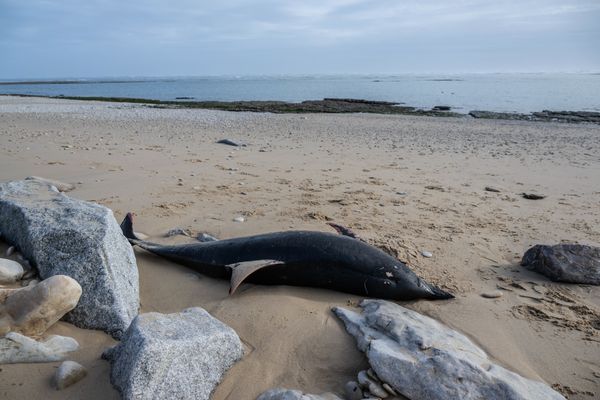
[165,228,190,237]
[6,246,15,256]
[233,216,245,223]
[54,360,87,390]
[421,251,433,258]
[0,258,25,283]
[481,290,503,299]
[382,383,397,395]
[197,233,218,242]
[344,381,363,400]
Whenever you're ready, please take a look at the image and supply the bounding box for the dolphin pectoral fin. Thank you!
[228,259,282,294]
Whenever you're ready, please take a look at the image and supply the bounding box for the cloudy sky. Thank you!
[1,0,598,78]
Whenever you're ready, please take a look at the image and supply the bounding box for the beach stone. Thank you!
[165,227,190,237]
[0,179,139,338]
[421,251,433,258]
[0,332,78,364]
[357,370,388,398]
[0,258,24,283]
[481,290,503,299]
[216,138,246,147]
[233,216,245,223]
[485,186,501,193]
[54,360,87,389]
[344,381,363,400]
[521,193,546,200]
[102,307,243,400]
[521,244,600,285]
[197,233,219,242]
[333,300,566,400]
[257,389,343,400]
[25,176,75,192]
[2,275,81,336]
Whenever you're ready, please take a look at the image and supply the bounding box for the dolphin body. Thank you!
[120,213,453,301]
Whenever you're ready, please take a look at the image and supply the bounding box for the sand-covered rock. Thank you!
[2,275,81,336]
[0,258,24,283]
[102,307,243,400]
[0,332,79,364]
[521,244,600,285]
[333,300,565,400]
[257,389,343,400]
[0,179,139,338]
[54,360,87,389]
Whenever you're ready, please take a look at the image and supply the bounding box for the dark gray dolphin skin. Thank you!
[120,213,453,300]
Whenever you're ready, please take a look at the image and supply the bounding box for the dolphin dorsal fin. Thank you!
[228,259,282,294]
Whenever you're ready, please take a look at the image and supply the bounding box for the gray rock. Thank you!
[103,307,243,400]
[216,139,246,147]
[0,258,24,283]
[0,179,139,338]
[344,381,363,400]
[257,389,343,400]
[420,251,433,258]
[54,360,87,389]
[0,332,79,364]
[521,244,600,285]
[333,300,565,400]
[197,233,219,242]
[165,227,191,237]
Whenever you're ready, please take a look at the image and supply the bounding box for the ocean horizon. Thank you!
[1,73,599,114]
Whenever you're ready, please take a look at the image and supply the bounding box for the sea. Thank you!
[1,73,599,114]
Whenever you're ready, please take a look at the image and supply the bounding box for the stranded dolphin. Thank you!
[120,213,453,301]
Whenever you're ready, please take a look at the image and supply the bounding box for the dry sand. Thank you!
[0,95,599,399]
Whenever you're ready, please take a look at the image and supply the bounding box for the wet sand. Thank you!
[0,96,599,399]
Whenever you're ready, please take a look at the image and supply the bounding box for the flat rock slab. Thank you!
[333,300,565,400]
[521,244,600,285]
[0,179,139,338]
[0,332,79,364]
[103,307,243,400]
[257,389,343,400]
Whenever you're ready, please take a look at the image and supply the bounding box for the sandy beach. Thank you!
[0,95,599,399]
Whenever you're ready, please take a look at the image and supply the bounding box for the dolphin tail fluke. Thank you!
[424,282,454,300]
[120,212,140,243]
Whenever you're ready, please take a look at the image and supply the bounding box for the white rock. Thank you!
[421,251,433,258]
[0,258,24,283]
[54,360,87,390]
[2,275,82,336]
[333,300,565,400]
[0,332,79,364]
[233,216,245,223]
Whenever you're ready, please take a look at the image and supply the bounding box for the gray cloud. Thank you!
[0,0,598,77]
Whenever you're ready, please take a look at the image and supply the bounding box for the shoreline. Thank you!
[1,93,599,124]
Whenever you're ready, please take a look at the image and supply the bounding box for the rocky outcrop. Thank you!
[0,179,139,338]
[522,244,600,285]
[103,307,243,400]
[0,332,78,364]
[333,300,565,400]
[257,389,343,400]
[1,275,81,336]
[469,110,600,124]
